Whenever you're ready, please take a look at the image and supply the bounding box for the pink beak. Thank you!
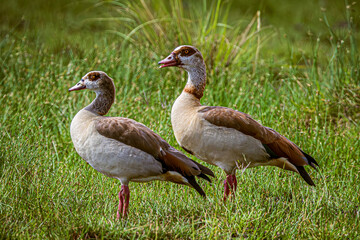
[68,80,86,92]
[158,53,180,68]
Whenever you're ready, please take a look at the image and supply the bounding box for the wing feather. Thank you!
[95,117,214,177]
[199,106,310,167]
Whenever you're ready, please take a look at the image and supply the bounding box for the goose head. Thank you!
[158,45,204,71]
[68,71,114,94]
[69,71,115,115]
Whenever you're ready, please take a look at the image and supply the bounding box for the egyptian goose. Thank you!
[159,46,318,201]
[68,71,214,218]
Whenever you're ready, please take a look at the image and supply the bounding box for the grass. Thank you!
[0,0,359,239]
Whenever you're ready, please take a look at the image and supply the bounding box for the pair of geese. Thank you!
[69,45,318,219]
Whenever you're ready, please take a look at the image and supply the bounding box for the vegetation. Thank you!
[0,0,359,238]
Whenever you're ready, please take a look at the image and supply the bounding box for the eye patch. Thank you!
[88,72,100,81]
[180,48,196,56]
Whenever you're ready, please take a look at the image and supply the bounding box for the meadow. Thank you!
[0,0,359,238]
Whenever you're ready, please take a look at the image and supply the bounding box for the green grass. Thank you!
[1,0,359,239]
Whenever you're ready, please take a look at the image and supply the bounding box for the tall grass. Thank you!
[103,0,267,72]
[0,0,359,239]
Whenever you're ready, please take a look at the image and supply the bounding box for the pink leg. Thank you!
[232,175,238,193]
[117,185,130,219]
[223,174,237,202]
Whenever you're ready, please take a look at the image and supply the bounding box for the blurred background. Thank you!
[1,0,358,59]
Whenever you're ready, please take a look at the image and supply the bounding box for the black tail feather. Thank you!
[197,173,212,183]
[296,166,315,186]
[300,150,319,170]
[191,159,215,178]
[186,176,206,198]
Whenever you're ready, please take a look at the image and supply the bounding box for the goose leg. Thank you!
[117,185,130,219]
[223,174,237,201]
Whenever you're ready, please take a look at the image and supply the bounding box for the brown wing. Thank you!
[199,106,309,167]
[95,117,214,177]
[95,117,168,157]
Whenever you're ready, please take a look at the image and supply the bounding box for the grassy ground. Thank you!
[1,0,359,239]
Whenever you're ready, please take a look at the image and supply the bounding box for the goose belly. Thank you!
[71,129,163,181]
[178,122,270,172]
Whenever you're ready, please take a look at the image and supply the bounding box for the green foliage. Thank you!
[103,0,264,72]
[0,0,359,239]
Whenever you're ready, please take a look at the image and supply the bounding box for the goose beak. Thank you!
[158,53,180,68]
[68,80,86,92]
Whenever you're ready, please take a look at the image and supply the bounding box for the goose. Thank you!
[158,46,318,201]
[68,71,214,218]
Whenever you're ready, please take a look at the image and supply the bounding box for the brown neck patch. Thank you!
[184,84,204,99]
[183,63,206,100]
